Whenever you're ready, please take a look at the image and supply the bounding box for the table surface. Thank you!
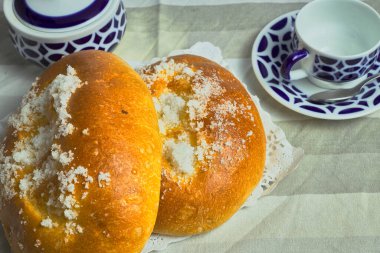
[1,0,380,252]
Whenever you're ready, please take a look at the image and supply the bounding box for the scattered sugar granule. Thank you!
[67,183,75,193]
[65,222,76,235]
[186,73,225,122]
[34,239,41,248]
[32,169,44,184]
[164,139,194,175]
[82,128,89,136]
[247,131,253,137]
[98,172,111,188]
[49,66,84,137]
[152,97,161,112]
[81,192,88,199]
[152,94,187,135]
[64,221,84,235]
[138,58,188,89]
[194,139,209,162]
[19,174,33,198]
[64,209,78,220]
[156,93,186,127]
[158,119,166,134]
[12,142,34,166]
[76,224,84,233]
[40,217,54,228]
[56,165,92,221]
[51,144,74,166]
[182,66,195,77]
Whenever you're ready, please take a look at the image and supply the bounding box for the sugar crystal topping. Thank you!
[82,128,89,136]
[164,139,194,174]
[40,217,56,228]
[98,172,111,188]
[138,58,256,181]
[0,66,101,243]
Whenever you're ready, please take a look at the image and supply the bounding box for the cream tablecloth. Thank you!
[0,0,380,252]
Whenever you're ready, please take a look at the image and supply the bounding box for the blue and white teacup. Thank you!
[281,0,380,89]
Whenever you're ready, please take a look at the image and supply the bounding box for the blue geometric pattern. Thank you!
[313,49,379,83]
[292,30,379,84]
[253,11,380,119]
[8,2,127,68]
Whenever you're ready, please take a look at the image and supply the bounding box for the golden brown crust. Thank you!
[0,51,162,252]
[140,55,266,236]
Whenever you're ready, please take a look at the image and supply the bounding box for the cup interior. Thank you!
[296,0,380,57]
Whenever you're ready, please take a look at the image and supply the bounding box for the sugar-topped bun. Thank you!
[0,51,162,252]
[139,54,266,236]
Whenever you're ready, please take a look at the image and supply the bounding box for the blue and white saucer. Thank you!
[252,11,380,120]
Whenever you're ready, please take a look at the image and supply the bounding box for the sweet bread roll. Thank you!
[138,54,266,236]
[0,50,162,252]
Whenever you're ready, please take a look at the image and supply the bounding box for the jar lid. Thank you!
[13,0,111,30]
[4,0,121,41]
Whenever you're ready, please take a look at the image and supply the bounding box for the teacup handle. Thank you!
[281,49,309,80]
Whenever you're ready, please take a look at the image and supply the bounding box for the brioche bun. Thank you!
[139,54,266,236]
[0,51,162,252]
